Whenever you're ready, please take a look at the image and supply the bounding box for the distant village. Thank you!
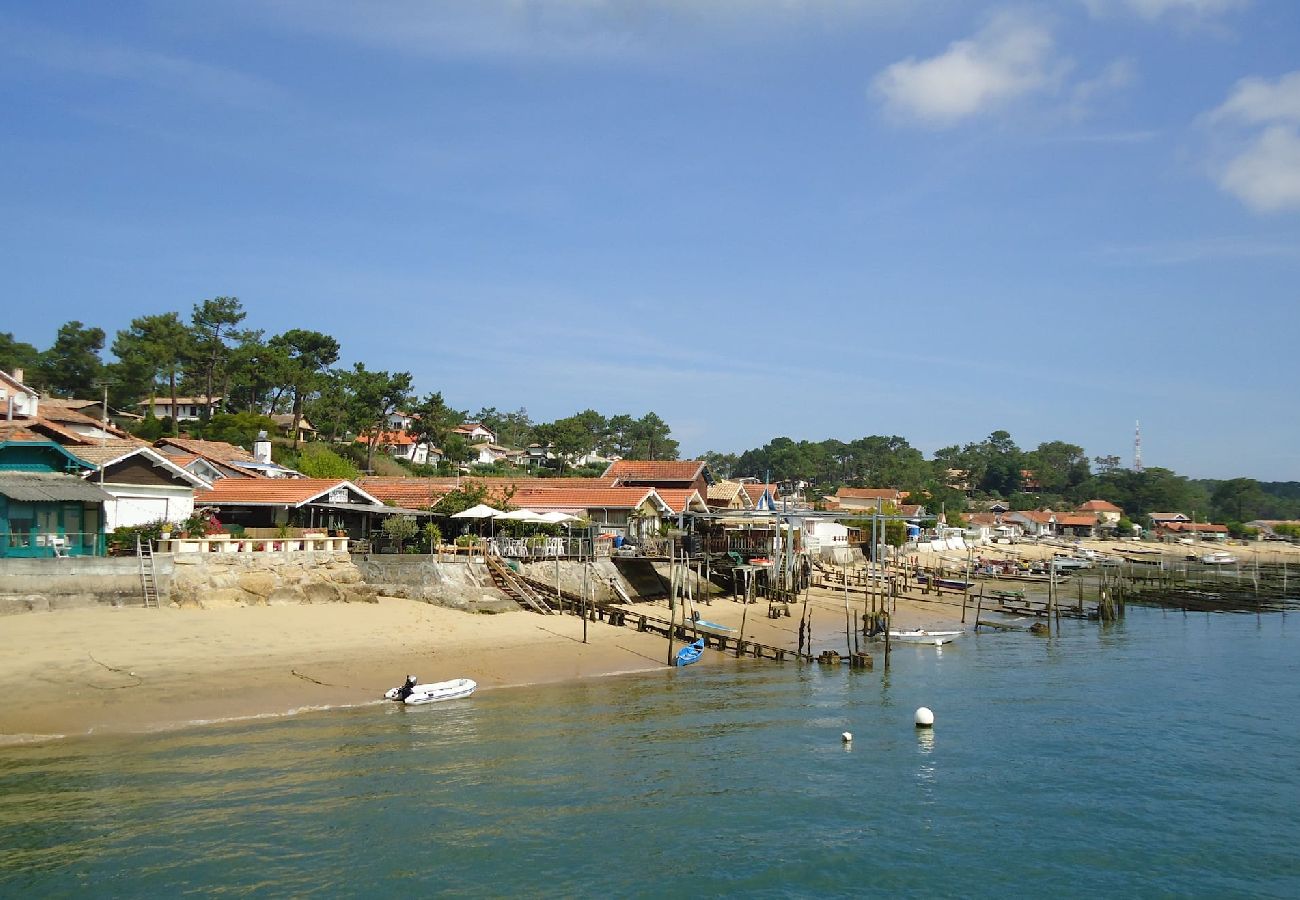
[4,362,1298,561]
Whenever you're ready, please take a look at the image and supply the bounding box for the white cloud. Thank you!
[1205,71,1300,213]
[1209,71,1300,126]
[1082,0,1248,21]
[1219,126,1300,212]
[871,13,1061,126]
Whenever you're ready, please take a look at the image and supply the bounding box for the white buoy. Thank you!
[841,731,853,743]
[914,707,934,728]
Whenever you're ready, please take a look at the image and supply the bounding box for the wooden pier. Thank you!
[504,565,808,663]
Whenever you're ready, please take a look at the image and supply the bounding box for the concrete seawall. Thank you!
[0,552,671,616]
[0,557,169,614]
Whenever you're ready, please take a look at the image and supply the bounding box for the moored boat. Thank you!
[385,676,478,705]
[1200,551,1238,565]
[674,638,705,666]
[873,629,962,646]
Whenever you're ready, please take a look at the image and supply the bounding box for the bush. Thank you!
[422,522,442,551]
[381,515,419,550]
[298,443,361,480]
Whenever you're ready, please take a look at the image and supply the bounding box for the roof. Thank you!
[707,481,746,503]
[1010,510,1055,524]
[155,437,257,465]
[359,477,459,509]
[0,369,37,395]
[1149,512,1190,521]
[1163,522,1230,533]
[270,414,315,431]
[357,430,417,446]
[1055,514,1099,527]
[654,488,708,514]
[65,443,211,488]
[603,459,709,484]
[196,478,383,508]
[0,471,114,503]
[836,488,906,501]
[742,483,778,505]
[1078,499,1122,512]
[506,485,669,513]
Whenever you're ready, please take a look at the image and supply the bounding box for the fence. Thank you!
[156,533,349,554]
[2,530,106,558]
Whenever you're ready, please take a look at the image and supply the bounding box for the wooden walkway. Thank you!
[509,568,805,663]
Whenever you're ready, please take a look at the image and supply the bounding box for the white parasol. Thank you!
[450,504,503,519]
[494,509,548,523]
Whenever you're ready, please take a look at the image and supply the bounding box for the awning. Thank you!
[0,473,115,503]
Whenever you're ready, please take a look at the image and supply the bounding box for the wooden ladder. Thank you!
[607,576,633,605]
[137,537,160,609]
[485,553,555,615]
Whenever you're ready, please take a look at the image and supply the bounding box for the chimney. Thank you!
[253,430,272,465]
[11,367,23,384]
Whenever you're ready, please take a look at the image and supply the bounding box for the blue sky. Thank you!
[2,1,1297,479]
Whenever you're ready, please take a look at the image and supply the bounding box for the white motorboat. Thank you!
[873,629,962,646]
[1200,551,1238,566]
[385,676,478,705]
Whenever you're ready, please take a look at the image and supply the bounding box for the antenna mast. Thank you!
[1134,420,1143,473]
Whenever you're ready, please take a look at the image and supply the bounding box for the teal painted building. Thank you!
[0,439,113,558]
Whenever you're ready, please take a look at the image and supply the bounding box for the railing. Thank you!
[490,536,586,559]
[3,530,106,558]
[156,534,350,554]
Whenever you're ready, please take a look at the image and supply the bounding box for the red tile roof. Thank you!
[1163,522,1229,533]
[360,477,459,509]
[742,483,778,504]
[357,430,417,446]
[654,488,707,514]
[1078,500,1122,513]
[603,459,707,484]
[508,485,664,512]
[1056,514,1098,527]
[156,437,257,464]
[197,478,377,507]
[836,488,907,501]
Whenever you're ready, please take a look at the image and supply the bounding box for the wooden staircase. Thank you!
[485,553,555,615]
[137,537,160,608]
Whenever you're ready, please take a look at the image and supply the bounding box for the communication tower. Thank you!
[1134,420,1143,473]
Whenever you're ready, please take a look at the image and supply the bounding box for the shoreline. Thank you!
[2,587,949,746]
[8,537,1289,746]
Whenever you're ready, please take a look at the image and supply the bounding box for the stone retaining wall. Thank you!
[170,551,376,609]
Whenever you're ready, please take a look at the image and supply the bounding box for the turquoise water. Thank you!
[2,607,1298,897]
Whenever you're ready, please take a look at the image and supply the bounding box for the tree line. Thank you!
[5,307,1295,526]
[704,430,1300,529]
[0,300,679,474]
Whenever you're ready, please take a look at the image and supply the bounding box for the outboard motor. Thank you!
[397,675,418,701]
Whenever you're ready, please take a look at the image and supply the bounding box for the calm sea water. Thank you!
[2,606,1298,898]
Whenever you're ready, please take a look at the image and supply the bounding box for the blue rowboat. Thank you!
[674,638,705,667]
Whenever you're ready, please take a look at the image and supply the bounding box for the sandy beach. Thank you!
[0,587,914,744]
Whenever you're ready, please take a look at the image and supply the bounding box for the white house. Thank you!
[793,516,851,555]
[137,396,222,422]
[470,442,513,465]
[453,422,496,444]
[71,444,211,531]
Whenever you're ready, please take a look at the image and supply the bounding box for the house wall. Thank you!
[106,484,196,531]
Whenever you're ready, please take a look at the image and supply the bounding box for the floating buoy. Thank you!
[914,707,934,728]
[841,731,853,743]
